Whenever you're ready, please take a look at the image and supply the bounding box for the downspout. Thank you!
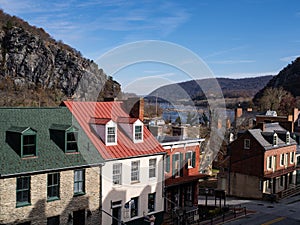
[228,146,231,195]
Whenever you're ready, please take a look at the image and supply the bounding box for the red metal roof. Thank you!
[89,117,111,125]
[63,101,165,160]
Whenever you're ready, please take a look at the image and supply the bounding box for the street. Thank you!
[198,194,300,225]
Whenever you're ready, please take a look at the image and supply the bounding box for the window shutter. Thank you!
[192,152,196,168]
[172,154,176,177]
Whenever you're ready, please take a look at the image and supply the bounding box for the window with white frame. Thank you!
[107,127,116,144]
[290,152,295,164]
[280,153,284,166]
[244,139,250,149]
[285,153,289,166]
[286,132,290,144]
[130,197,139,218]
[149,159,156,178]
[267,156,273,170]
[273,133,278,146]
[131,161,140,182]
[113,163,122,185]
[148,193,156,213]
[134,125,143,142]
[185,151,195,168]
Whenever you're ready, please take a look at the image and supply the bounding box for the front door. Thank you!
[73,209,85,225]
[112,206,121,225]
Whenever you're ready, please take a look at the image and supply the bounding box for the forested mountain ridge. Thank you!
[147,76,273,106]
[0,10,120,106]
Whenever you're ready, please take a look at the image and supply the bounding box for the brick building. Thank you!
[218,122,298,200]
[0,107,104,225]
[158,136,206,223]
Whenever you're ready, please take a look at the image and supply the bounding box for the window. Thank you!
[280,154,284,166]
[172,153,183,177]
[267,156,272,170]
[131,161,140,182]
[185,185,193,202]
[285,153,289,166]
[66,131,78,152]
[134,125,143,141]
[149,159,156,178]
[290,152,295,164]
[273,133,278,146]
[286,132,290,144]
[47,216,60,225]
[107,127,116,143]
[185,151,196,168]
[74,169,85,195]
[130,197,139,218]
[23,134,36,156]
[280,175,284,186]
[165,155,170,173]
[47,173,60,201]
[244,139,250,149]
[113,163,122,185]
[16,177,30,207]
[148,193,156,213]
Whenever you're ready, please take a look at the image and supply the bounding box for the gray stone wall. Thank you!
[0,167,101,225]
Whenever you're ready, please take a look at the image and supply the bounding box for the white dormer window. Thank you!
[273,133,278,146]
[106,120,117,146]
[133,120,143,143]
[286,132,290,144]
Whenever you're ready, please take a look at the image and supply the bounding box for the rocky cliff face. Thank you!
[0,10,120,106]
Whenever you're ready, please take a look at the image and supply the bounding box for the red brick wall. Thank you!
[229,132,264,177]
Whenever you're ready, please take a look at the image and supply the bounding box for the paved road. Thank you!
[198,195,300,225]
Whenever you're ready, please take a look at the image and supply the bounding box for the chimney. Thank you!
[293,108,299,122]
[235,107,243,119]
[257,122,266,131]
[122,97,144,121]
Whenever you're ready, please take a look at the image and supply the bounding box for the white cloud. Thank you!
[218,71,278,79]
[208,60,255,65]
[280,55,299,62]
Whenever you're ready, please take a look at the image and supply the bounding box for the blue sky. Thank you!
[1,0,300,95]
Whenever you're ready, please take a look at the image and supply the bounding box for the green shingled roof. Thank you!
[0,107,104,177]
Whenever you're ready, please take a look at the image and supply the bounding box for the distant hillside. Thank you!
[254,57,300,104]
[146,76,273,106]
[0,10,120,106]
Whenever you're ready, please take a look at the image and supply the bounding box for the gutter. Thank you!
[0,162,105,178]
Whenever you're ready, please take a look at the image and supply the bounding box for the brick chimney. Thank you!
[122,97,144,121]
[257,122,266,131]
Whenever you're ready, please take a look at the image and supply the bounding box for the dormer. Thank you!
[89,118,117,146]
[117,117,144,143]
[6,126,37,158]
[273,133,278,146]
[49,124,79,153]
[286,131,290,144]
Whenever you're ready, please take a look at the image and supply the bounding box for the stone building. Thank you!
[0,107,104,225]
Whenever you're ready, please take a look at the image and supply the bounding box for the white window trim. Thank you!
[244,139,250,149]
[105,121,117,146]
[112,163,122,185]
[280,154,284,167]
[186,151,194,169]
[290,152,295,164]
[267,156,273,171]
[286,131,290,144]
[133,120,143,143]
[273,133,278,146]
[131,160,140,183]
[149,158,157,179]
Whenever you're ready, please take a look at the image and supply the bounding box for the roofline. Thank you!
[0,162,105,178]
[160,138,205,146]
